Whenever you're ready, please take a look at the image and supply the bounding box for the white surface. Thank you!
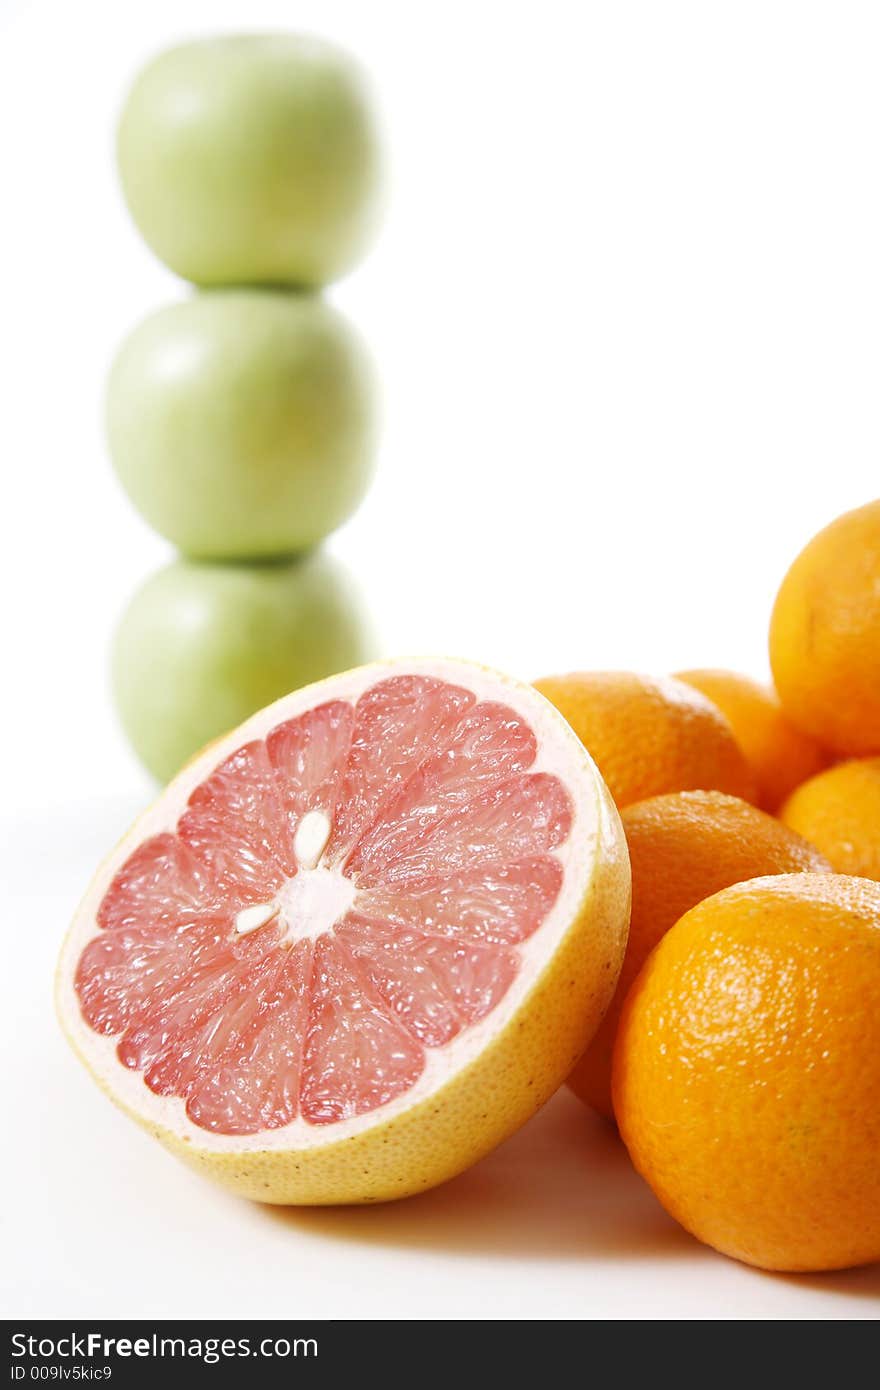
[2,0,879,1320]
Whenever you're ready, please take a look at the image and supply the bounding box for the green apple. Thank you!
[106,289,378,559]
[112,553,375,783]
[116,34,381,287]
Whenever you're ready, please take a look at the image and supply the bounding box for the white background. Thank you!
[2,0,879,1320]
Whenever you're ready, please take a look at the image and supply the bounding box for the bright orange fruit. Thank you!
[780,758,880,881]
[533,672,755,809]
[769,499,880,755]
[613,873,880,1273]
[569,791,830,1117]
[676,668,830,812]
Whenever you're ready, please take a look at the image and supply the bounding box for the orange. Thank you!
[613,873,880,1273]
[769,499,880,755]
[780,759,880,881]
[569,791,830,1117]
[676,668,830,812]
[533,671,755,809]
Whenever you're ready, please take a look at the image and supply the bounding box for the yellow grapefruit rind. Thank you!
[56,657,631,1205]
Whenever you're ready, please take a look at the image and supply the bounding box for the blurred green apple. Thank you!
[106,289,378,559]
[112,552,375,782]
[116,33,382,287]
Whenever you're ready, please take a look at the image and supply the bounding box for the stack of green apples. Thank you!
[107,34,381,782]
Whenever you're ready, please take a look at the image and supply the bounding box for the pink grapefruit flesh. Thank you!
[57,659,631,1203]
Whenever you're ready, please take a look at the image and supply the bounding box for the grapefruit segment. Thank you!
[326,675,475,861]
[354,858,564,947]
[179,739,296,893]
[349,771,572,889]
[58,659,631,1204]
[339,913,519,1046]
[301,936,426,1124]
[266,701,354,839]
[187,942,312,1135]
[339,700,538,874]
[95,833,221,932]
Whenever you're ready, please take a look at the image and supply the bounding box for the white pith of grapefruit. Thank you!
[57,658,631,1203]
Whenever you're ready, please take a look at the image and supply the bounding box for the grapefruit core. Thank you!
[57,659,630,1203]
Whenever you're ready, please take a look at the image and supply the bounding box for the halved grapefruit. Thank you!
[57,659,630,1204]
